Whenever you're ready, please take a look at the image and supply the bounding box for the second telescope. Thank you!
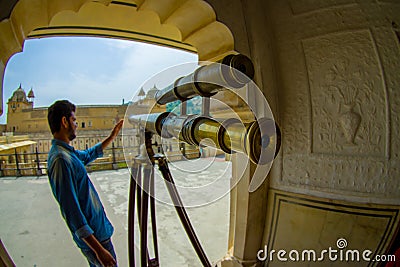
[154,54,255,105]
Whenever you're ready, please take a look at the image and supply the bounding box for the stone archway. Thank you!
[0,0,255,266]
[0,0,236,114]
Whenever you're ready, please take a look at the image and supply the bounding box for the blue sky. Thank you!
[1,37,198,124]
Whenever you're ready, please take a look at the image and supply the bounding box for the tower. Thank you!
[27,87,35,104]
[7,84,34,132]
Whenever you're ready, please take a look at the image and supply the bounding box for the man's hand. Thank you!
[110,119,124,139]
[96,247,117,267]
[102,119,124,150]
[83,235,117,267]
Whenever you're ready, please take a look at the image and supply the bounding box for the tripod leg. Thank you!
[140,165,152,267]
[149,167,159,266]
[136,164,142,225]
[128,164,139,267]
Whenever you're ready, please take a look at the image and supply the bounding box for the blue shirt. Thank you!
[47,139,114,250]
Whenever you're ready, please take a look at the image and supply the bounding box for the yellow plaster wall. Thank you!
[6,104,127,133]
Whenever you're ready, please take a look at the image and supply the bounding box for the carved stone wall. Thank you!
[265,1,400,202]
[304,30,386,157]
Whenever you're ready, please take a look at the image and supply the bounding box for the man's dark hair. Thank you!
[47,100,76,134]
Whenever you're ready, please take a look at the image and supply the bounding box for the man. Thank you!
[47,100,123,267]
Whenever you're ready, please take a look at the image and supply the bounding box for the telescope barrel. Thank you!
[128,112,170,136]
[129,112,279,165]
[155,54,255,105]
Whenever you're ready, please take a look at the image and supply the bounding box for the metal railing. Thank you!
[0,142,200,178]
[0,143,128,177]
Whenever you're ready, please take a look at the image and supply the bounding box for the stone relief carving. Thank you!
[327,58,362,145]
[274,29,399,197]
[303,30,387,157]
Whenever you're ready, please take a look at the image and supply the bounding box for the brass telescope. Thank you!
[154,54,255,105]
[129,112,280,165]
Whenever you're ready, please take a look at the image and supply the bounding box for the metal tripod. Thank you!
[128,131,211,267]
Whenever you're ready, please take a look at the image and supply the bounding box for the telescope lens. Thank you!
[261,135,270,149]
[237,64,247,74]
[222,54,255,86]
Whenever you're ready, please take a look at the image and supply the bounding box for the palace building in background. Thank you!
[7,84,127,134]
[5,84,128,152]
[0,84,190,176]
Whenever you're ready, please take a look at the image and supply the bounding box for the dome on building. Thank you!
[8,84,28,103]
[145,84,159,99]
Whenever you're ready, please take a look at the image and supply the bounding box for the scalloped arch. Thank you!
[0,0,234,66]
[0,0,236,114]
[0,0,235,64]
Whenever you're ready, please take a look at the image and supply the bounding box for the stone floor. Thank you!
[0,157,231,267]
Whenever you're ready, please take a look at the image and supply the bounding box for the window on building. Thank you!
[82,122,85,128]
[88,121,92,127]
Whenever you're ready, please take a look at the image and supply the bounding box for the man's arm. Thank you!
[83,234,116,267]
[102,119,124,150]
[74,120,124,165]
[49,157,94,238]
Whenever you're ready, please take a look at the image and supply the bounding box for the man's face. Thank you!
[67,112,78,141]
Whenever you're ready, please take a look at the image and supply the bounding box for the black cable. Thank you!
[156,156,211,267]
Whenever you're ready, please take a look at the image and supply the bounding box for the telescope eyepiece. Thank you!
[221,54,255,87]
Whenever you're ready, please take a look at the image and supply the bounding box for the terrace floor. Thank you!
[0,157,231,266]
